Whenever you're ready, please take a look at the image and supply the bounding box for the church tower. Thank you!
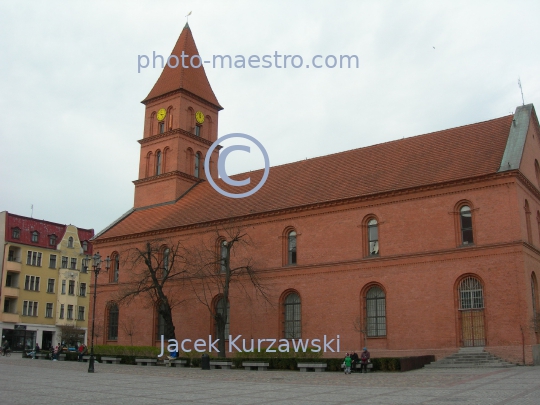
[133,24,223,208]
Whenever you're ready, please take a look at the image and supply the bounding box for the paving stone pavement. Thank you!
[1,356,539,404]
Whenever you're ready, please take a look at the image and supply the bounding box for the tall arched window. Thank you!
[367,218,379,256]
[366,286,386,337]
[219,240,227,273]
[167,106,173,130]
[525,200,532,244]
[107,304,119,340]
[156,151,162,175]
[215,297,230,337]
[145,152,153,177]
[82,241,88,252]
[194,152,201,178]
[163,248,170,279]
[149,112,156,136]
[110,253,119,283]
[283,292,301,339]
[287,231,297,265]
[68,237,74,248]
[458,276,485,346]
[155,307,165,341]
[532,272,538,315]
[460,206,474,245]
[535,160,540,189]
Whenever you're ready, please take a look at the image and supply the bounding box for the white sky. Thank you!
[1,0,539,233]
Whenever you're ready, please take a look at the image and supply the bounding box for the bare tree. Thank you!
[58,324,86,346]
[353,316,367,348]
[186,225,271,356]
[121,315,137,346]
[114,238,187,341]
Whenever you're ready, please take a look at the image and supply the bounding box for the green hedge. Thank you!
[93,345,161,357]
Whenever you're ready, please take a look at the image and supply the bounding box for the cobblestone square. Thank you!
[1,357,539,404]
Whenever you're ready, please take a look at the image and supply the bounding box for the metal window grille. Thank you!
[283,293,301,339]
[458,277,485,347]
[108,305,119,340]
[366,286,386,337]
[288,231,297,265]
[460,206,474,245]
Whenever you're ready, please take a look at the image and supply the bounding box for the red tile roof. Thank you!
[5,213,94,251]
[5,214,66,249]
[142,24,222,109]
[97,115,513,240]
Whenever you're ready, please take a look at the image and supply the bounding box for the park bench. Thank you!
[36,353,48,360]
[164,359,187,367]
[297,363,327,372]
[81,355,92,362]
[341,363,373,371]
[58,354,66,361]
[101,357,121,364]
[242,361,269,371]
[135,358,157,366]
[209,360,233,369]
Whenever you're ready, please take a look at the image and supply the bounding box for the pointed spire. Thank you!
[142,25,222,109]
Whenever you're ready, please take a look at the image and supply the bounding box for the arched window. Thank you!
[525,200,532,244]
[163,248,170,279]
[205,115,213,139]
[460,206,474,245]
[187,107,195,130]
[107,304,119,340]
[155,306,165,341]
[366,286,386,337]
[535,160,540,189]
[145,151,153,177]
[156,151,162,175]
[215,297,230,337]
[532,273,538,313]
[31,231,39,243]
[219,240,227,273]
[283,292,301,339]
[162,147,169,174]
[287,231,297,265]
[110,253,119,283]
[367,219,379,256]
[149,112,156,136]
[458,277,484,310]
[194,152,201,178]
[68,237,74,248]
[82,241,88,252]
[167,106,173,130]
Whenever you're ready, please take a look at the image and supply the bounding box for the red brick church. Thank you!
[92,24,540,364]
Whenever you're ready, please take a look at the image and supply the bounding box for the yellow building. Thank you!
[0,211,93,350]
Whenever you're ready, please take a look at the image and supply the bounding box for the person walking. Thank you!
[344,353,352,375]
[360,347,371,373]
[2,337,9,356]
[78,344,85,362]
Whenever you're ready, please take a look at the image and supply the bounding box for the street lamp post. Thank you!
[84,252,110,373]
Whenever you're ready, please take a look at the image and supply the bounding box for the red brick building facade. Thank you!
[92,25,540,364]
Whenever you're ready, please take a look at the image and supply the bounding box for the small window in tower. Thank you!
[156,151,162,175]
[195,125,201,136]
[194,153,201,178]
[159,122,164,134]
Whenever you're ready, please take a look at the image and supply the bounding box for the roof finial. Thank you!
[185,10,192,25]
[518,77,525,106]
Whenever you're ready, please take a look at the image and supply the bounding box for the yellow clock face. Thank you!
[157,108,166,121]
[195,111,205,124]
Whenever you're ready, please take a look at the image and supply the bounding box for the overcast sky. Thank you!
[1,0,539,233]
